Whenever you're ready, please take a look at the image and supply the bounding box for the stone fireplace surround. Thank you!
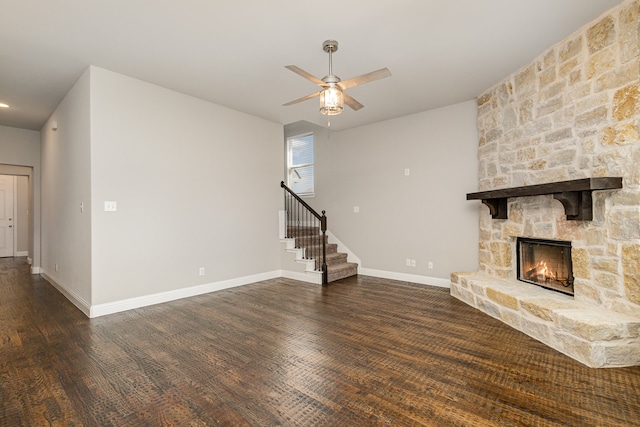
[450,0,640,368]
[450,190,640,367]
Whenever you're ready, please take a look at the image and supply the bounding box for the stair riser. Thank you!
[302,244,338,256]
[294,236,328,246]
[286,226,320,237]
[315,254,348,269]
[328,265,358,282]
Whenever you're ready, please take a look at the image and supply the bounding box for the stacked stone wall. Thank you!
[474,0,640,317]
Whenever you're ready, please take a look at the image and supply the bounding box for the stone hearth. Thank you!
[452,0,640,368]
[451,272,640,368]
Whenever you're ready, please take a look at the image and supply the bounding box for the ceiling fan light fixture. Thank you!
[320,85,343,116]
[284,39,390,120]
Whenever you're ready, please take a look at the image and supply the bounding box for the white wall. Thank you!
[0,125,41,269]
[89,67,284,305]
[40,68,92,307]
[311,100,479,283]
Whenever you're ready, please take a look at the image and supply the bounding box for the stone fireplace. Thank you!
[451,0,640,368]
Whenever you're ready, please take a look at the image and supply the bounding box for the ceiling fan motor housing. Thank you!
[322,74,341,85]
[322,40,338,53]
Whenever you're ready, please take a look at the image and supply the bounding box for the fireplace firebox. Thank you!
[517,237,574,296]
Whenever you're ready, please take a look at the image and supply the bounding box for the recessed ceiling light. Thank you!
[0,103,9,108]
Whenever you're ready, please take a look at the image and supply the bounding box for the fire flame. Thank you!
[535,260,556,281]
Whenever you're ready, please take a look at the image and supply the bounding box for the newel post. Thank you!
[321,210,328,285]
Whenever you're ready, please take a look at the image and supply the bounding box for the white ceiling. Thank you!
[0,0,622,132]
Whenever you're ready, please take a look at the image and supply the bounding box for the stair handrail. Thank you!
[280,181,328,285]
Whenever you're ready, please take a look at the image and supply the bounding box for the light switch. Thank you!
[353,206,360,213]
[104,201,117,212]
[404,168,410,176]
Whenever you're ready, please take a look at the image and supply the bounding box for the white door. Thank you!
[0,175,15,257]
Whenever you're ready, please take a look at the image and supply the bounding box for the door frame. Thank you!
[13,176,17,255]
[0,175,15,257]
[0,165,34,263]
[13,175,29,257]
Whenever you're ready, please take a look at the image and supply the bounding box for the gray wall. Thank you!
[40,66,285,311]
[39,64,478,312]
[41,68,92,306]
[88,67,284,305]
[306,100,480,282]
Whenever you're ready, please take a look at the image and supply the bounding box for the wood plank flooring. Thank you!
[1,257,639,426]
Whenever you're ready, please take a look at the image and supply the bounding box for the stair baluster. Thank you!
[281,181,328,285]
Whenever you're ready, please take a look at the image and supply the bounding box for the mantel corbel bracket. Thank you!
[466,177,622,222]
[553,190,592,221]
[481,198,508,220]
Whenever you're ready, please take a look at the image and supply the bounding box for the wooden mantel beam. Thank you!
[466,177,622,221]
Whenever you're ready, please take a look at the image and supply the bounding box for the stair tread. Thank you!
[328,261,358,270]
[314,252,348,269]
[325,252,346,259]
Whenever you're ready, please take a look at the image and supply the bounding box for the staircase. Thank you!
[283,226,358,283]
[280,181,358,284]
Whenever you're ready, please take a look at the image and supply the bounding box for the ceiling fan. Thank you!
[283,40,391,116]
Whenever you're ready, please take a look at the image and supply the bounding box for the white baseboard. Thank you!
[16,251,28,257]
[89,270,282,318]
[41,271,91,316]
[39,263,448,320]
[280,269,322,284]
[358,267,451,288]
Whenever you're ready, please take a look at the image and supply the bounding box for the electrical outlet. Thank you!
[411,259,416,267]
[55,263,59,272]
[406,258,411,266]
[104,201,117,212]
[404,168,410,176]
[353,206,360,213]
[199,267,205,276]
[428,261,434,269]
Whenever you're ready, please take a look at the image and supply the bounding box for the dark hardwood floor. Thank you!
[1,257,639,426]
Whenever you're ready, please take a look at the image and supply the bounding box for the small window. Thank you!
[286,133,314,196]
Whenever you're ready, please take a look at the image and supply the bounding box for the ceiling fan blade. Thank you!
[338,68,391,90]
[285,65,326,87]
[283,91,321,106]
[343,92,364,111]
